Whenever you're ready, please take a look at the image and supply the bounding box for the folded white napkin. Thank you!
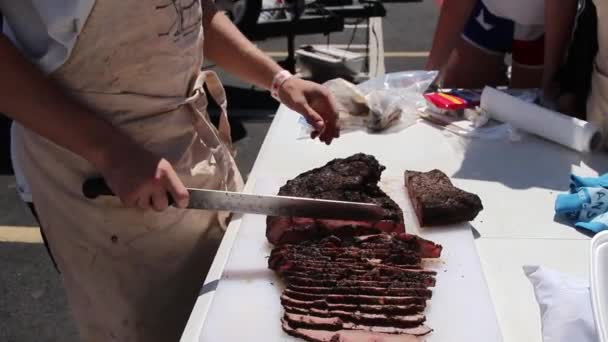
[523,265,599,342]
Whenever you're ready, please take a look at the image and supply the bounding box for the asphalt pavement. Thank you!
[0,1,438,341]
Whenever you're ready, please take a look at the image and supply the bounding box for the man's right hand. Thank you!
[99,144,190,212]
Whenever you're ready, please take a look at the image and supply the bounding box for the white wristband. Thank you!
[270,70,294,101]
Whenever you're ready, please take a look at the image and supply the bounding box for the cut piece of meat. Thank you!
[280,295,426,315]
[270,254,423,271]
[284,277,432,290]
[277,265,433,281]
[287,284,433,298]
[390,233,443,258]
[283,307,432,336]
[283,307,426,330]
[405,169,483,226]
[267,217,405,246]
[283,289,428,306]
[270,246,422,264]
[271,245,423,260]
[274,260,436,276]
[269,234,442,272]
[341,233,442,259]
[267,154,405,245]
[280,260,423,271]
[293,233,441,258]
[282,320,421,342]
[280,271,437,288]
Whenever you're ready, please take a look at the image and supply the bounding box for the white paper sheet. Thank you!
[480,86,602,152]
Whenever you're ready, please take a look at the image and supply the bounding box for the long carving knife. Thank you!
[82,178,386,221]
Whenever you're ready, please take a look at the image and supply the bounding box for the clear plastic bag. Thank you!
[365,90,403,131]
[323,78,370,117]
[296,71,438,139]
[356,70,438,94]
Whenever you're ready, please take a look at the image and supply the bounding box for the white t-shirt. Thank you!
[0,1,96,73]
[1,1,95,202]
[482,0,545,26]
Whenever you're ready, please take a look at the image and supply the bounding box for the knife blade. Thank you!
[82,178,386,221]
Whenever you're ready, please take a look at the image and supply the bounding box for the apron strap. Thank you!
[186,70,239,193]
[199,70,232,148]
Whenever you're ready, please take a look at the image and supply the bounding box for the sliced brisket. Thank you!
[280,271,437,287]
[284,277,432,290]
[271,232,441,341]
[283,310,427,329]
[282,320,421,342]
[405,169,483,226]
[280,295,426,315]
[283,289,429,306]
[284,311,433,335]
[286,284,432,298]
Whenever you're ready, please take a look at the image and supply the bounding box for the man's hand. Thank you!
[99,143,189,212]
[278,78,340,144]
[200,2,338,143]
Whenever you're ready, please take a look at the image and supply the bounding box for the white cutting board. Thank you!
[199,177,503,342]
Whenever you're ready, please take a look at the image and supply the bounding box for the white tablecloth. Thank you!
[181,105,608,342]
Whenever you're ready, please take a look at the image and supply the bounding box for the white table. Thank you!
[181,105,608,342]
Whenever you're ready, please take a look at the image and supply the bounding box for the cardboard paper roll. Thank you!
[480,86,603,152]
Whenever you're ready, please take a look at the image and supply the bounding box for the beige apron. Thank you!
[588,0,608,147]
[11,1,243,341]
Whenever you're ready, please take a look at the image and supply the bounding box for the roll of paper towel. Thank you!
[480,86,603,152]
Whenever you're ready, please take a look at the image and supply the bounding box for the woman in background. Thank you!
[426,0,577,100]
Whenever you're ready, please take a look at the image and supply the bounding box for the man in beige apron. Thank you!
[0,1,338,341]
[588,0,608,146]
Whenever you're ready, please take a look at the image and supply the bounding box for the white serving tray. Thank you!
[591,230,608,342]
[198,177,502,341]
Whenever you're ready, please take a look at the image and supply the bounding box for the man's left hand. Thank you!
[278,77,340,144]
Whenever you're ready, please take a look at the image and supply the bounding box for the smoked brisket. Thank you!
[405,169,483,226]
[267,154,405,245]
[270,234,442,341]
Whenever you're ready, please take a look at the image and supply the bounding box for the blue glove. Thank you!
[570,173,608,192]
[575,211,608,233]
[555,187,608,222]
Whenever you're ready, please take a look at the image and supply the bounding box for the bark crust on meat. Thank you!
[267,154,405,245]
[405,169,483,226]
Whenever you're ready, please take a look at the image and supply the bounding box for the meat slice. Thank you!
[267,154,405,245]
[295,233,442,258]
[270,238,432,266]
[283,289,428,306]
[283,261,422,271]
[271,257,422,272]
[269,234,442,273]
[287,284,432,298]
[390,233,443,258]
[281,271,436,287]
[283,311,430,332]
[275,263,436,279]
[271,246,422,261]
[284,277,432,290]
[282,320,421,342]
[267,217,405,246]
[280,295,426,315]
[405,169,483,226]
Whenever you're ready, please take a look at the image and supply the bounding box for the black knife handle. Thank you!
[82,178,176,206]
